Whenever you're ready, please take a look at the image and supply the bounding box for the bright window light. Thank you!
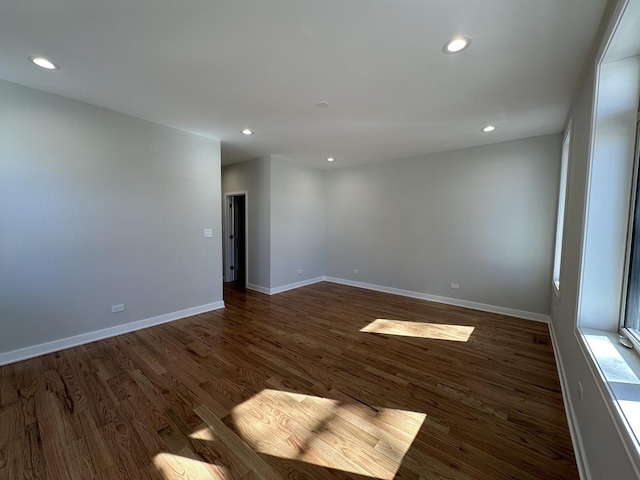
[584,334,640,384]
[361,318,475,342]
[583,333,640,447]
[553,125,571,294]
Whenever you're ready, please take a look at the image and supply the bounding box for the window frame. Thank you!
[553,123,572,297]
[621,114,640,351]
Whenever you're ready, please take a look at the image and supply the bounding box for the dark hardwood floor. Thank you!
[0,282,578,479]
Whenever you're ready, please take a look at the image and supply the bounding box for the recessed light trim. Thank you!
[327,157,335,162]
[482,125,497,133]
[316,101,329,108]
[241,128,253,135]
[442,36,471,54]
[29,56,59,70]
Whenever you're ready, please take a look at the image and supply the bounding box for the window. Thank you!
[553,125,571,294]
[623,115,640,346]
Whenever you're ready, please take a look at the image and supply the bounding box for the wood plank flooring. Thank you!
[0,282,578,479]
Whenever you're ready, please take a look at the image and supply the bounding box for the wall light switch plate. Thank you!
[204,228,213,238]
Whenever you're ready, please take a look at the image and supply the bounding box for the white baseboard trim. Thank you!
[245,276,549,323]
[246,277,324,295]
[246,283,271,294]
[323,277,550,323]
[548,321,591,480]
[270,277,325,295]
[0,301,225,367]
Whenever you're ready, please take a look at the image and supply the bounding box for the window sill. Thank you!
[578,327,640,463]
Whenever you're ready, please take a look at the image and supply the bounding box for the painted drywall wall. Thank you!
[221,155,325,290]
[549,1,640,477]
[0,79,223,355]
[550,65,640,480]
[579,55,640,331]
[221,157,271,288]
[324,135,561,315]
[270,155,325,288]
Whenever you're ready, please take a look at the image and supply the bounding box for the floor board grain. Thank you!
[0,282,578,479]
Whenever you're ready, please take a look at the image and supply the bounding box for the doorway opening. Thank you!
[224,192,248,287]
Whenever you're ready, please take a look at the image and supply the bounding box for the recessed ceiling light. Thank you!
[316,101,329,108]
[327,157,335,162]
[29,56,59,70]
[482,125,497,133]
[241,128,253,135]
[442,36,471,54]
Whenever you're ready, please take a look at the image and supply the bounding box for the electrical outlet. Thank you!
[353,269,359,274]
[204,228,213,238]
[451,283,460,289]
[578,381,584,401]
[297,269,303,274]
[111,304,125,313]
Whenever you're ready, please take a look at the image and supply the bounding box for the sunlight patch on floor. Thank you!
[153,452,227,480]
[228,389,426,479]
[190,425,217,442]
[361,318,475,342]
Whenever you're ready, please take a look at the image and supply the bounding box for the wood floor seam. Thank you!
[0,282,577,479]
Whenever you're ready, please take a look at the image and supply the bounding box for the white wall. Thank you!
[549,1,640,478]
[579,56,640,331]
[221,157,271,288]
[270,155,325,288]
[325,135,561,315]
[221,155,325,291]
[550,66,640,480]
[549,66,634,480]
[0,79,223,357]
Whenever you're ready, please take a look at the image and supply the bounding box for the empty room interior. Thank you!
[3,0,640,479]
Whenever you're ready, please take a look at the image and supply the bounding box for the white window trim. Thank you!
[575,327,640,474]
[570,0,640,473]
[552,123,572,299]
[621,117,640,352]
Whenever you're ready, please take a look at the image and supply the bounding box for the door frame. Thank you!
[223,191,249,285]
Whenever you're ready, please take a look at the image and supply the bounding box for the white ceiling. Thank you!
[0,0,607,168]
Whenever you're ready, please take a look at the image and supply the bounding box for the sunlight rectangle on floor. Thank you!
[213,389,426,480]
[361,318,475,342]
